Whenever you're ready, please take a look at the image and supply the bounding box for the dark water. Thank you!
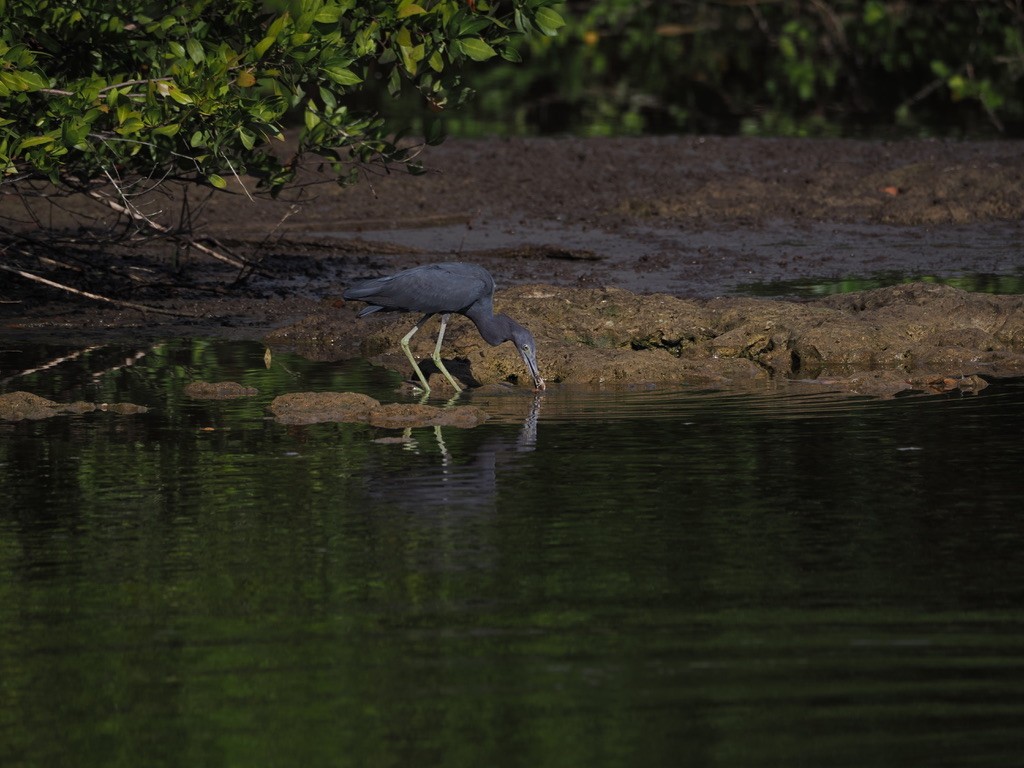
[2,340,1023,767]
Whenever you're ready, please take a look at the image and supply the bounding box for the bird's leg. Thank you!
[400,316,433,393]
[434,425,452,464]
[431,313,464,393]
[400,427,417,452]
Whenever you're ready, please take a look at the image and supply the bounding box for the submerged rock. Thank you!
[0,391,149,421]
[268,391,488,428]
[368,402,488,429]
[103,402,150,415]
[184,380,259,399]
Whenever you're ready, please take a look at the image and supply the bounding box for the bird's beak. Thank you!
[520,347,546,391]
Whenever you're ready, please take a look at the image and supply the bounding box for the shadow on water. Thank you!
[2,339,1024,766]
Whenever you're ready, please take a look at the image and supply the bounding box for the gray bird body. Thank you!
[348,262,495,319]
[344,262,545,393]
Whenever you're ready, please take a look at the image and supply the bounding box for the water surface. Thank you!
[1,340,1023,767]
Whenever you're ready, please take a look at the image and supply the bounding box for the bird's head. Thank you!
[509,324,546,391]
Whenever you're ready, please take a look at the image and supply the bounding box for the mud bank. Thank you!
[267,282,1024,398]
[3,136,1022,399]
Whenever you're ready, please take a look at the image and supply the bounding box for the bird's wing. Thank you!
[418,264,493,313]
[345,263,492,314]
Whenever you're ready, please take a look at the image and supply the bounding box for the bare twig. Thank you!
[0,261,199,317]
[39,78,174,98]
[88,188,249,269]
[222,154,255,202]
[237,202,302,283]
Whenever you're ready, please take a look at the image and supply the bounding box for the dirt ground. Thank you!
[3,136,1023,397]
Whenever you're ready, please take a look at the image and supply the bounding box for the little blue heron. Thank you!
[343,262,545,394]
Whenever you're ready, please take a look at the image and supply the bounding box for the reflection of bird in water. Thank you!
[398,393,541,460]
[363,394,543,516]
[514,393,541,452]
[343,262,546,394]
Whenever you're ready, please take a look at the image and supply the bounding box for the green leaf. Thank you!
[152,123,180,137]
[532,7,565,35]
[253,14,289,60]
[319,86,337,111]
[499,46,522,64]
[0,70,48,92]
[400,43,425,75]
[459,17,492,36]
[238,127,257,150]
[61,118,90,147]
[455,37,496,62]
[322,65,362,85]
[115,117,145,135]
[18,134,56,150]
[15,70,49,91]
[186,38,204,64]
[313,4,346,23]
[398,3,427,18]
[254,35,276,59]
[534,7,565,36]
[116,102,135,124]
[167,86,194,105]
[513,9,532,34]
[265,13,289,41]
[207,173,227,189]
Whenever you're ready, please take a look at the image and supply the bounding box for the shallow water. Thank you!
[2,340,1023,767]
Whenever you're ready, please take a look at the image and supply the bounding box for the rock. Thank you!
[267,391,488,428]
[0,391,148,421]
[0,392,61,420]
[103,402,151,415]
[184,380,259,399]
[268,391,379,425]
[368,402,488,429]
[62,401,98,414]
[268,282,1024,397]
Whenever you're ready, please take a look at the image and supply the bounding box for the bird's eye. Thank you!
[521,344,531,353]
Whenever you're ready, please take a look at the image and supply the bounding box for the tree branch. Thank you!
[0,260,199,318]
[89,185,250,270]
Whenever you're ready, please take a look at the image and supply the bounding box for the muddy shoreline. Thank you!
[3,136,1023,397]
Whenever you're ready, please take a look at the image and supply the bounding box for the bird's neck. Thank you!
[466,305,514,346]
